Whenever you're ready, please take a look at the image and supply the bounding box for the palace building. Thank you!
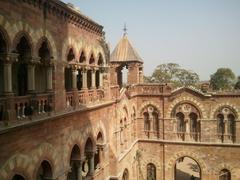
[0,1,240,180]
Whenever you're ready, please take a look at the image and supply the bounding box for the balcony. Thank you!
[0,93,53,127]
[66,88,106,109]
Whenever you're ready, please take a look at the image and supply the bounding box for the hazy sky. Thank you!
[62,0,240,80]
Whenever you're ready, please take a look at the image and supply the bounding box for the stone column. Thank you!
[72,69,78,90]
[91,69,96,89]
[86,151,95,176]
[27,64,36,92]
[223,114,230,143]
[46,66,53,91]
[3,62,12,93]
[72,160,82,180]
[81,68,87,90]
[1,53,18,94]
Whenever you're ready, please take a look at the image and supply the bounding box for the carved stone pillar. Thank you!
[91,68,96,89]
[46,66,53,91]
[72,69,78,90]
[81,68,87,90]
[72,159,83,180]
[86,151,95,176]
[27,57,40,93]
[99,67,104,88]
[0,53,18,94]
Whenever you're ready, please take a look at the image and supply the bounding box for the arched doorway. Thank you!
[36,160,53,180]
[219,169,231,180]
[174,157,201,180]
[122,168,129,180]
[12,174,25,180]
[67,144,81,180]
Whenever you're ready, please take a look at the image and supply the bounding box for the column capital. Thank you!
[0,53,19,63]
[42,58,57,67]
[26,56,41,65]
[85,151,95,157]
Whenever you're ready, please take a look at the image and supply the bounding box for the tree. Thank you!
[151,63,199,87]
[234,76,240,90]
[152,63,180,83]
[144,76,153,83]
[175,69,200,87]
[210,68,235,90]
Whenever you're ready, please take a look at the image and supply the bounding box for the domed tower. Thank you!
[110,27,143,88]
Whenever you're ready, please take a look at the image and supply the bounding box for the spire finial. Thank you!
[123,23,127,36]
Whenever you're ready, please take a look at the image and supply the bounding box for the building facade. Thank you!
[0,1,240,180]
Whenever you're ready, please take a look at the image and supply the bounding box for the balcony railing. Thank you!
[66,91,74,108]
[0,94,52,123]
[67,89,106,108]
[15,93,53,120]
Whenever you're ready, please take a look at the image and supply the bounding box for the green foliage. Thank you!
[234,76,240,90]
[144,76,153,83]
[151,63,199,87]
[210,68,235,90]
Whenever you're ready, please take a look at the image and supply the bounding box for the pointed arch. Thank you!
[89,52,96,65]
[0,26,10,52]
[97,52,104,66]
[79,49,87,63]
[36,37,53,61]
[0,154,31,180]
[12,31,33,55]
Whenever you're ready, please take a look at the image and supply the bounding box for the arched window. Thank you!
[144,112,150,131]
[122,169,129,180]
[147,163,156,180]
[36,160,53,180]
[79,51,86,63]
[219,169,231,180]
[97,53,103,66]
[13,36,32,96]
[65,48,75,91]
[95,132,104,170]
[217,114,224,134]
[152,112,158,132]
[0,30,7,53]
[67,48,75,61]
[176,112,185,132]
[0,30,7,95]
[227,114,235,137]
[89,54,95,64]
[189,113,198,133]
[39,40,50,61]
[36,40,51,93]
[67,144,81,180]
[12,174,25,180]
[84,138,95,178]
